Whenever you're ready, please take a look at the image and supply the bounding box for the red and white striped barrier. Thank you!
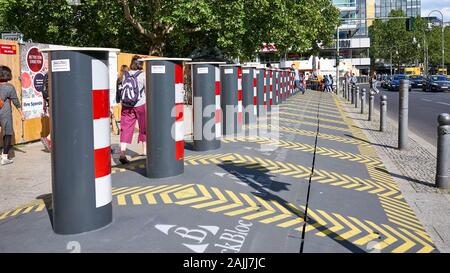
[237,67,243,125]
[174,63,185,161]
[215,66,222,138]
[263,69,267,109]
[269,70,273,106]
[91,59,112,209]
[253,69,257,115]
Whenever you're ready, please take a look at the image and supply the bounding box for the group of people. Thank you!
[323,74,334,93]
[115,55,147,165]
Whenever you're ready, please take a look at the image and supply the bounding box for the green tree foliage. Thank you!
[370,9,450,69]
[0,0,340,60]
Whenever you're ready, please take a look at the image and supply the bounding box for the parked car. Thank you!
[387,74,412,91]
[423,75,450,92]
[409,75,424,89]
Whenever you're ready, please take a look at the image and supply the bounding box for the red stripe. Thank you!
[92,89,110,120]
[238,67,242,79]
[253,97,257,105]
[175,141,184,160]
[253,78,257,87]
[270,99,273,105]
[237,90,242,101]
[215,109,221,123]
[94,146,111,178]
[175,63,183,84]
[237,112,243,124]
[175,103,184,122]
[215,81,220,95]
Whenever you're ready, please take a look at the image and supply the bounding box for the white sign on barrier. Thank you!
[51,59,71,72]
[151,65,166,74]
[197,67,209,74]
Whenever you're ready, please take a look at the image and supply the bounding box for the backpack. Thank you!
[120,71,143,107]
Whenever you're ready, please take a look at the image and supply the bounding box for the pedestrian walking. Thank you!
[328,74,334,93]
[291,64,301,94]
[0,65,24,165]
[117,56,147,164]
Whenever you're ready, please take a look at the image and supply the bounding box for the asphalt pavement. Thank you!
[0,90,436,253]
[372,83,450,147]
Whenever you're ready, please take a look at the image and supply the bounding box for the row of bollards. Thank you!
[42,46,300,235]
[344,79,449,190]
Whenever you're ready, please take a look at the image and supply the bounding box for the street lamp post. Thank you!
[427,10,446,71]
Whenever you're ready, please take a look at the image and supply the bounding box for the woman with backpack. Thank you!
[117,56,146,164]
[0,65,24,165]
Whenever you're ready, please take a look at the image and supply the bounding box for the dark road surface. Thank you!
[370,83,450,147]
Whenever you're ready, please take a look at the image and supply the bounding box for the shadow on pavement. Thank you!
[36,193,53,228]
[344,134,397,149]
[375,167,436,188]
[217,161,368,253]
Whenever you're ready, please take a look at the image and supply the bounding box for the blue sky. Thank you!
[421,0,450,22]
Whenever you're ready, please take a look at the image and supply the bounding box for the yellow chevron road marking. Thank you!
[0,183,435,253]
[249,125,372,147]
[282,107,343,119]
[109,182,431,253]
[261,117,350,132]
[184,153,400,197]
[280,112,348,125]
[333,95,431,239]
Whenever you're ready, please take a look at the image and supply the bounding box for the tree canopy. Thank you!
[0,0,339,61]
[369,9,450,69]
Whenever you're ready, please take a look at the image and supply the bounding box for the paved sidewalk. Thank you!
[0,135,145,212]
[0,90,439,253]
[338,93,450,252]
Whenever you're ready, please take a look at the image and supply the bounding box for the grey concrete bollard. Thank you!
[242,66,258,124]
[189,62,225,151]
[380,95,387,132]
[256,68,266,117]
[369,92,374,121]
[347,83,353,102]
[351,85,355,104]
[266,69,273,112]
[142,57,191,178]
[436,113,450,189]
[41,47,119,234]
[355,87,360,108]
[398,79,409,150]
[220,64,243,136]
[361,88,366,114]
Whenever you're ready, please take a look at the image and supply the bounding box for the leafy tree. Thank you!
[0,0,340,60]
[370,9,450,71]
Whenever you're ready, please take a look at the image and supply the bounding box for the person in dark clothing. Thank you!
[0,65,23,165]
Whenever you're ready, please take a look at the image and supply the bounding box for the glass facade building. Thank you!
[374,0,421,18]
[320,0,371,73]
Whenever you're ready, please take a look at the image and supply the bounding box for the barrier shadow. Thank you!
[217,161,367,253]
[344,134,396,149]
[36,193,53,228]
[374,167,435,188]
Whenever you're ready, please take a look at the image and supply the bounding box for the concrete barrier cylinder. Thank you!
[436,113,450,189]
[256,68,266,117]
[142,57,191,178]
[220,65,242,136]
[242,66,257,124]
[190,62,224,151]
[43,47,118,234]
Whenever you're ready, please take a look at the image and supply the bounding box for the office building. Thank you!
[374,0,421,18]
[321,0,371,74]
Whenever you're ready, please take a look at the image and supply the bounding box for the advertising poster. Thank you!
[20,43,49,120]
